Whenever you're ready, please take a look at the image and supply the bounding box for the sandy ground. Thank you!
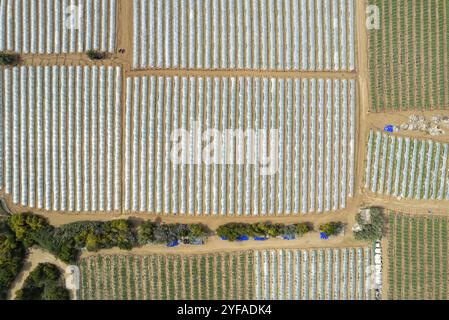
[8,247,75,300]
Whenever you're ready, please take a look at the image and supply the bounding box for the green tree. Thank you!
[15,263,69,300]
[188,224,208,240]
[7,213,49,247]
[293,223,312,236]
[137,221,157,245]
[0,52,19,65]
[0,221,25,300]
[353,207,387,241]
[319,222,343,236]
[86,50,107,60]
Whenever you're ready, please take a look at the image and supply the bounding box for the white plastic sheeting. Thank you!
[0,0,116,54]
[254,247,373,300]
[132,0,356,71]
[123,75,356,215]
[365,132,449,201]
[0,65,122,212]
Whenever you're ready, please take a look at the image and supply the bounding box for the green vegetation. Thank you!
[353,207,387,241]
[137,221,209,246]
[86,50,107,60]
[216,222,312,241]
[0,219,25,300]
[15,263,69,300]
[319,222,344,237]
[0,52,19,66]
[388,212,449,300]
[6,213,213,265]
[368,0,449,111]
[7,213,136,264]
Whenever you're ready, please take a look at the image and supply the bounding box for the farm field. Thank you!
[0,71,357,216]
[79,252,254,300]
[254,248,374,300]
[124,76,357,215]
[364,130,449,201]
[387,213,449,300]
[132,0,356,71]
[0,0,117,54]
[0,65,123,213]
[79,246,374,300]
[368,0,449,111]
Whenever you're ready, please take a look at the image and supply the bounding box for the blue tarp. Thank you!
[167,240,180,247]
[236,235,249,242]
[220,236,229,241]
[283,235,296,240]
[320,232,329,240]
[384,125,394,133]
[254,236,269,241]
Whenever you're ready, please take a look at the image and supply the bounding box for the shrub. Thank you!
[7,213,48,247]
[293,223,313,236]
[137,221,209,245]
[319,222,344,237]
[217,222,313,241]
[216,223,255,241]
[7,214,137,264]
[353,207,387,241]
[0,219,25,300]
[86,50,107,60]
[53,219,137,253]
[0,52,19,66]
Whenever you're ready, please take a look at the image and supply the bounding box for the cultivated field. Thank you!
[80,252,254,300]
[364,130,449,201]
[79,246,374,300]
[0,65,122,213]
[254,248,374,300]
[368,0,449,111]
[0,71,357,216]
[132,0,356,71]
[387,213,449,300]
[124,77,357,215]
[0,0,117,54]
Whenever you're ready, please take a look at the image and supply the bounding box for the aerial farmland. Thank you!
[0,0,447,303]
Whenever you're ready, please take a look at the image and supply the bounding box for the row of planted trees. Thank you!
[216,221,345,241]
[2,213,348,265]
[3,213,211,264]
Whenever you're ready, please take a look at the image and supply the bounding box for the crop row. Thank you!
[254,248,374,300]
[387,213,449,300]
[0,66,122,212]
[365,130,449,201]
[368,0,449,111]
[80,252,254,300]
[133,0,356,71]
[0,0,117,54]
[80,247,374,300]
[124,76,356,215]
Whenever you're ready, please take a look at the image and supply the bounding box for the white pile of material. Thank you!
[399,115,445,136]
